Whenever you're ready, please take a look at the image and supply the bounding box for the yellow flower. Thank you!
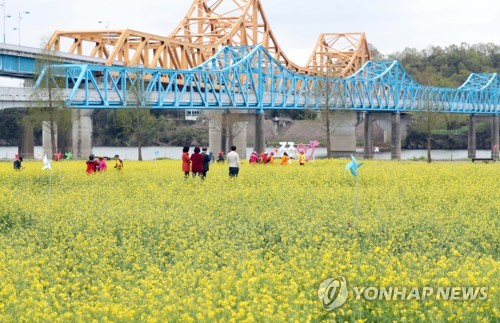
[0,160,496,321]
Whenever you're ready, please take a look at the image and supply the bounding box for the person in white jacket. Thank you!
[226,145,240,178]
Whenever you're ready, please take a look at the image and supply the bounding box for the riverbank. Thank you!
[1,146,496,161]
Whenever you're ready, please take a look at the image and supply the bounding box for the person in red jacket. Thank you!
[86,154,99,174]
[182,146,191,179]
[190,146,204,178]
[259,152,268,164]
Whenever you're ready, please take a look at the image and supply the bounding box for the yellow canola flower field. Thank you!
[0,159,498,321]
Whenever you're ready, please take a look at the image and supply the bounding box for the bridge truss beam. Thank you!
[306,33,371,78]
[46,0,370,76]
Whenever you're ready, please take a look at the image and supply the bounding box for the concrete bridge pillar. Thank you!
[42,121,57,157]
[72,109,94,159]
[209,119,223,156]
[234,123,247,160]
[467,115,476,159]
[331,111,357,156]
[391,112,401,160]
[492,115,499,160]
[363,112,373,159]
[377,118,392,145]
[254,110,265,154]
[18,123,34,159]
[208,111,248,160]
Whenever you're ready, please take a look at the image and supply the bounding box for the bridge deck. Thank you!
[0,43,123,78]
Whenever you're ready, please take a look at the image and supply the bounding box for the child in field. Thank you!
[299,151,306,166]
[280,152,290,166]
[267,151,275,164]
[98,156,107,172]
[249,151,259,164]
[217,151,225,163]
[114,155,123,171]
[259,152,268,164]
[13,155,24,170]
[86,154,99,174]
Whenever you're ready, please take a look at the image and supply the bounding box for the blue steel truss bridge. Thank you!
[35,46,499,115]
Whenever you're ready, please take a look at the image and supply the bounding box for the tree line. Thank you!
[388,43,499,151]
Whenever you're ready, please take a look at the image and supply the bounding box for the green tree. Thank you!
[28,37,71,156]
[420,68,442,163]
[314,63,349,158]
[0,109,24,146]
[392,42,499,150]
[115,72,155,161]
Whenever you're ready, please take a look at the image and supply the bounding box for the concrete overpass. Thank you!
[0,43,122,79]
[0,43,124,159]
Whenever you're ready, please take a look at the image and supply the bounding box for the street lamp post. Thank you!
[15,11,29,46]
[98,20,110,57]
[17,11,30,46]
[0,0,12,44]
[1,0,5,43]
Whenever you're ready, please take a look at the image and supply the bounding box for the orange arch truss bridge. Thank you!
[46,0,370,77]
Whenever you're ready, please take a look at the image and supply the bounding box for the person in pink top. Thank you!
[249,151,259,164]
[98,156,107,172]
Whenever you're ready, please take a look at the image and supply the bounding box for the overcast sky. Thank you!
[3,0,500,65]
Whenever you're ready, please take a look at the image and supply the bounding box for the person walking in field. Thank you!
[182,146,191,179]
[201,147,211,180]
[227,145,240,177]
[190,147,204,178]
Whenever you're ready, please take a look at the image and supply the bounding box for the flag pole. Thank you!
[355,174,359,217]
[58,159,62,183]
[47,168,52,211]
[345,155,363,219]
[65,152,73,179]
[42,154,53,210]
